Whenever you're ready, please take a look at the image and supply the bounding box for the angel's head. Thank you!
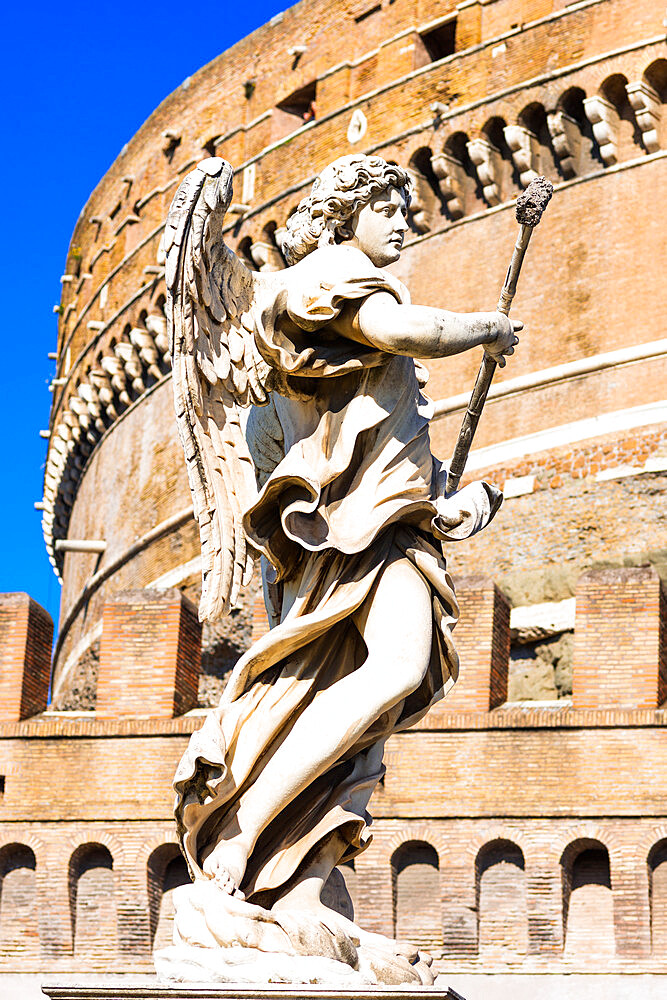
[282,155,412,268]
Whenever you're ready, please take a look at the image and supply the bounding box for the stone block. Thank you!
[573,566,667,709]
[445,575,510,711]
[97,588,201,718]
[0,592,53,721]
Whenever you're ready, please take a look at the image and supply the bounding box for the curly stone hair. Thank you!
[281,154,411,265]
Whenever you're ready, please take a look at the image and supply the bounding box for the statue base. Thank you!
[155,882,437,988]
[42,984,467,1000]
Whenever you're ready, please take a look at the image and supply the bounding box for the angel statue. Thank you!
[156,154,520,987]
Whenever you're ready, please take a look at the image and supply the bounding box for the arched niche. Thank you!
[237,236,257,270]
[517,101,558,180]
[406,147,443,234]
[391,840,441,952]
[554,86,598,176]
[562,839,614,957]
[431,132,483,219]
[0,843,38,957]
[476,839,527,957]
[68,843,116,959]
[648,839,667,954]
[644,59,667,103]
[147,844,190,952]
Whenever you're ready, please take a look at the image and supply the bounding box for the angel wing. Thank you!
[160,157,275,622]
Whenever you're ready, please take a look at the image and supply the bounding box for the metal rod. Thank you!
[446,224,533,494]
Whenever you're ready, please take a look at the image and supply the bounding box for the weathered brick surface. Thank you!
[0,594,52,722]
[573,567,667,710]
[97,588,200,718]
[18,0,667,980]
[44,0,667,703]
[1,721,667,971]
[444,575,510,711]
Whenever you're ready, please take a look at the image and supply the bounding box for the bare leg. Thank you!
[272,830,348,914]
[204,554,432,891]
[271,828,420,962]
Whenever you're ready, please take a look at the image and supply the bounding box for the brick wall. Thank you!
[444,576,510,711]
[45,0,667,702]
[1,813,666,972]
[0,594,52,722]
[17,0,667,980]
[477,841,528,960]
[97,588,201,717]
[573,567,667,710]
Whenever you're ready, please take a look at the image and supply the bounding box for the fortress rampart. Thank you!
[41,0,667,702]
[2,566,667,974]
[3,0,666,987]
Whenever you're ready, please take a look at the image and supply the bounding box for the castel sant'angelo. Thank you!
[1,0,667,995]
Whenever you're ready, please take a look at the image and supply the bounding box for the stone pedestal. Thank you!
[42,984,466,1000]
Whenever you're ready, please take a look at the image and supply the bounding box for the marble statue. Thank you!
[155,154,521,986]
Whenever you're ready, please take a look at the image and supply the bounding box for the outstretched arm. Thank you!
[353,291,522,366]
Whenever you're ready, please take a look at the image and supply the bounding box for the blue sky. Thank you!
[0,1,287,627]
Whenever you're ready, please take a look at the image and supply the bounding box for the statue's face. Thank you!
[346,186,409,267]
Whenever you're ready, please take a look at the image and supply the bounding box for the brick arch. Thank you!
[475,838,528,959]
[0,842,36,870]
[556,83,588,119]
[476,838,525,872]
[553,823,623,868]
[513,98,559,185]
[66,829,127,868]
[391,839,440,871]
[0,841,40,959]
[68,841,118,959]
[146,842,190,949]
[598,72,632,114]
[261,220,279,242]
[561,837,615,958]
[237,235,256,270]
[442,129,471,164]
[390,838,441,951]
[0,833,44,861]
[644,58,667,102]
[647,835,667,955]
[69,841,114,869]
[395,133,436,170]
[636,825,667,862]
[517,99,548,135]
[463,826,531,865]
[383,823,449,862]
[136,828,180,869]
[647,837,667,869]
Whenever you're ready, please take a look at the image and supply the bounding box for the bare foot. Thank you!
[202,839,249,897]
[272,894,417,962]
[330,910,419,961]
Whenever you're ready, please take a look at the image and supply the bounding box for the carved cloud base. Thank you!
[154,882,435,988]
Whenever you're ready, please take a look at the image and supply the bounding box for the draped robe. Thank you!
[173,244,501,903]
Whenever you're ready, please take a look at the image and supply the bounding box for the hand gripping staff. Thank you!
[446,176,554,495]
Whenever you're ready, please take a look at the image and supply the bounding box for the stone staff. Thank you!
[446,175,554,494]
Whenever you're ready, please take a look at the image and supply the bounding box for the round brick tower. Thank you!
[44,0,667,708]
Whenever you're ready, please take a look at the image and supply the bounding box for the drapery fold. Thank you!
[173,244,501,902]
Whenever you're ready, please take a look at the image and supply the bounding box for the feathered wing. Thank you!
[161,158,274,622]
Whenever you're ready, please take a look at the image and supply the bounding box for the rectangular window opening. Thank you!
[355,3,381,23]
[0,775,5,799]
[420,18,457,63]
[276,80,317,123]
